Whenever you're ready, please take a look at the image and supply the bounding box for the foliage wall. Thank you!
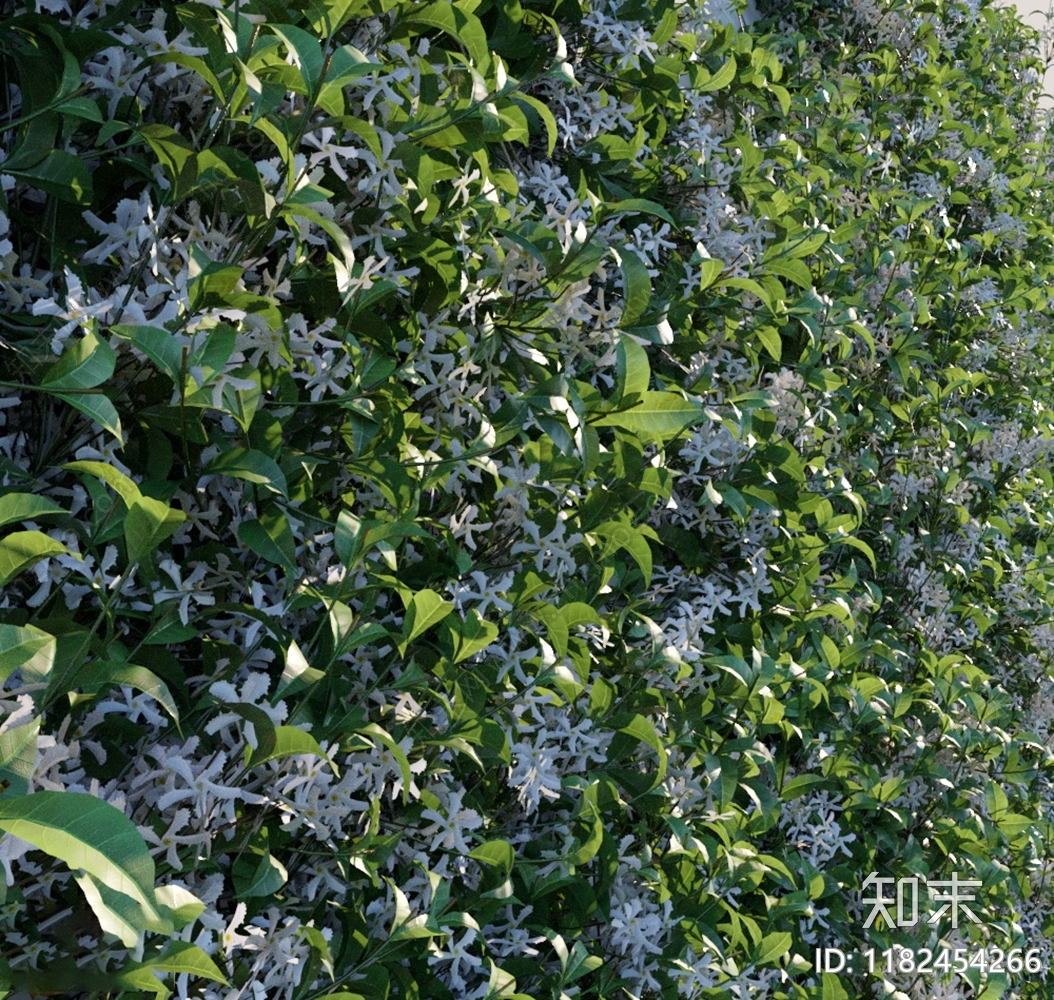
[0,0,1053,998]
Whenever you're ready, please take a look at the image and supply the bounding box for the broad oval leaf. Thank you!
[0,531,68,586]
[0,493,66,529]
[0,792,160,920]
[205,447,288,496]
[42,331,115,390]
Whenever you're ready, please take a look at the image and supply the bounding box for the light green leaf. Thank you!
[699,257,725,291]
[75,870,158,947]
[0,720,38,799]
[0,493,65,529]
[154,884,205,929]
[754,930,791,966]
[403,589,455,645]
[0,531,68,586]
[64,460,142,507]
[616,335,650,403]
[469,840,515,874]
[765,258,812,289]
[444,610,499,663]
[247,726,334,773]
[0,792,161,923]
[754,325,782,362]
[700,56,737,92]
[131,942,229,988]
[592,391,703,438]
[274,640,325,701]
[205,447,288,497]
[821,972,849,1000]
[0,624,55,687]
[356,724,413,803]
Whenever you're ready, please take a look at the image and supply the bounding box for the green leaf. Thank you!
[594,519,654,585]
[593,392,703,438]
[77,661,181,725]
[268,23,327,91]
[765,258,812,289]
[42,332,115,390]
[753,930,791,966]
[355,723,413,803]
[603,198,677,227]
[238,515,298,573]
[56,96,103,122]
[125,497,185,566]
[75,870,164,947]
[700,56,737,92]
[3,148,93,204]
[781,774,827,799]
[139,124,197,200]
[444,609,499,663]
[510,94,557,156]
[611,713,667,788]
[0,531,68,586]
[233,848,289,899]
[0,792,162,924]
[247,726,333,772]
[111,325,184,383]
[469,839,515,874]
[830,534,876,571]
[0,624,55,688]
[122,942,229,993]
[402,589,455,645]
[615,247,651,327]
[52,391,123,443]
[274,640,325,701]
[0,494,65,530]
[399,2,491,69]
[206,447,288,497]
[616,335,650,403]
[0,720,38,799]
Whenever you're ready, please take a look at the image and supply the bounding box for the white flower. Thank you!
[303,128,361,182]
[421,788,484,854]
[31,270,112,354]
[82,192,158,265]
[428,928,483,990]
[152,560,216,625]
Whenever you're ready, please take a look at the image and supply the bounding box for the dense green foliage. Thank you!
[1,0,1054,997]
